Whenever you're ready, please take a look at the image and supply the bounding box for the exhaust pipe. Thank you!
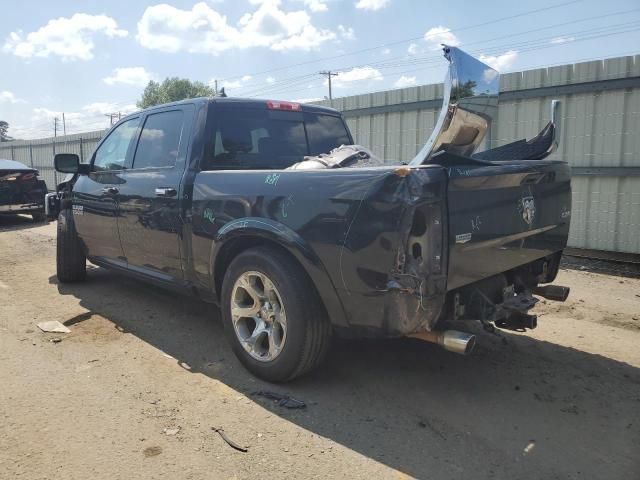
[409,330,476,355]
[533,284,570,302]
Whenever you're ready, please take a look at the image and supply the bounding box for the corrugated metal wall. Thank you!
[0,130,107,189]
[0,54,638,254]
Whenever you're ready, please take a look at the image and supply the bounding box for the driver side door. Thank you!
[72,117,140,265]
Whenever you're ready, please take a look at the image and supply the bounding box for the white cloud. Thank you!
[407,43,418,55]
[136,1,335,54]
[479,50,518,71]
[27,102,139,136]
[292,97,323,103]
[394,75,417,88]
[424,26,460,50]
[300,0,328,12]
[81,102,137,116]
[82,102,119,115]
[210,74,252,90]
[338,25,355,40]
[3,13,127,61]
[381,47,391,55]
[103,67,153,87]
[0,91,25,104]
[31,108,86,132]
[221,79,243,89]
[333,66,383,87]
[355,0,390,11]
[266,76,276,84]
[550,36,575,44]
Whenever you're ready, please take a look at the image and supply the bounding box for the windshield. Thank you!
[203,107,351,170]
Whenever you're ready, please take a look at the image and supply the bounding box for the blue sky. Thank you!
[1,0,639,139]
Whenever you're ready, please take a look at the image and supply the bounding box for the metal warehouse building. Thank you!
[1,54,639,256]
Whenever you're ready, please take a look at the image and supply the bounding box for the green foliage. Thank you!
[137,78,215,109]
[0,120,12,142]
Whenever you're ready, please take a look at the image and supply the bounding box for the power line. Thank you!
[232,14,640,97]
[218,0,584,83]
[13,5,640,139]
[240,19,640,98]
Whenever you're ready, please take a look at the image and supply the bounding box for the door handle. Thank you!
[102,186,119,195]
[155,187,177,197]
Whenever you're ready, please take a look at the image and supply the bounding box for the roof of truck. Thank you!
[130,96,340,117]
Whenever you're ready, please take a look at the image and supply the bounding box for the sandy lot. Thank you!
[1,215,639,480]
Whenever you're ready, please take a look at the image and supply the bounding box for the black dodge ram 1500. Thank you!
[48,47,571,382]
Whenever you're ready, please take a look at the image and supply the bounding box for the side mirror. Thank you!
[54,153,87,174]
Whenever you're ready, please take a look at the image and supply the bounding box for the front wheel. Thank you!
[221,247,331,382]
[56,209,86,283]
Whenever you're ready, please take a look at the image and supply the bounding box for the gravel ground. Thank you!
[1,215,639,480]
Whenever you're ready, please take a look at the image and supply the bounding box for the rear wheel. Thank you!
[56,209,86,283]
[221,247,331,382]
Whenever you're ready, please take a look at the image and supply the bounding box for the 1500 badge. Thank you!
[72,204,83,216]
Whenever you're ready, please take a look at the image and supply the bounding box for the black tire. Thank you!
[221,246,332,382]
[31,211,47,223]
[56,209,86,283]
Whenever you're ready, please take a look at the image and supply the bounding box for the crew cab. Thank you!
[48,47,571,382]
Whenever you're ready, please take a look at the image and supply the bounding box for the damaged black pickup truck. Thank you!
[48,46,571,382]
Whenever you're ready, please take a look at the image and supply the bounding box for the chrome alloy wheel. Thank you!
[230,271,287,362]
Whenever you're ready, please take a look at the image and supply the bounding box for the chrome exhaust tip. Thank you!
[439,330,476,355]
[409,330,476,355]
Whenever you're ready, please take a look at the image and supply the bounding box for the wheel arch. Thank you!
[212,219,349,328]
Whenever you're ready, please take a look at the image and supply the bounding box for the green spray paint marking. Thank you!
[265,173,280,186]
[203,208,215,224]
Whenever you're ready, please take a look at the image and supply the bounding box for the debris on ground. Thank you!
[37,321,70,334]
[417,417,446,440]
[523,441,536,454]
[143,446,162,458]
[212,427,248,452]
[49,338,62,344]
[164,426,180,436]
[252,391,306,409]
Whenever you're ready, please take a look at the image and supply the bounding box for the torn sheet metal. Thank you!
[287,144,384,170]
[410,45,499,165]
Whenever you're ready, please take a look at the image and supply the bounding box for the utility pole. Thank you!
[104,112,121,126]
[54,117,59,137]
[214,79,218,95]
[62,113,67,136]
[319,70,338,102]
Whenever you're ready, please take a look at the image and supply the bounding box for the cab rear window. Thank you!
[203,108,351,170]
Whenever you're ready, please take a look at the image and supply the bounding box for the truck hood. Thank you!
[410,45,500,165]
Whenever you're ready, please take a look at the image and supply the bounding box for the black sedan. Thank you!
[0,159,48,222]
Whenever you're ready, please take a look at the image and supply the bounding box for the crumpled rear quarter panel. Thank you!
[190,166,448,337]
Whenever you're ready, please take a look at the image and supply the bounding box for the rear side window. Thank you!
[305,113,352,155]
[203,108,351,170]
[93,118,139,171]
[133,110,185,169]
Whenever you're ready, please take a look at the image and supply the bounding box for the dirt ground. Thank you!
[1,215,639,480]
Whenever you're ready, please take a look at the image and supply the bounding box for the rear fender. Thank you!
[212,217,349,328]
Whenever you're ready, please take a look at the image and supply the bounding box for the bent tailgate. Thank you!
[446,160,571,290]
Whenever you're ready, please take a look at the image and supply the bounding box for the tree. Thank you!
[137,78,215,109]
[0,120,13,142]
